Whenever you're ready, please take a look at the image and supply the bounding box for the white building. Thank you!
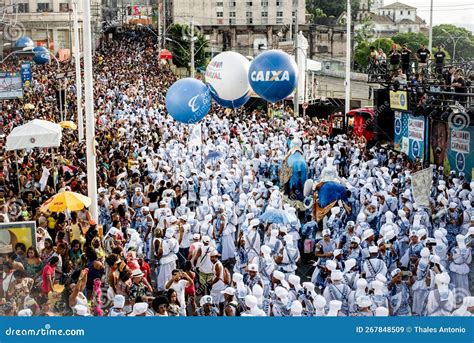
[374,1,426,34]
[171,0,306,27]
[357,0,383,20]
[1,0,109,55]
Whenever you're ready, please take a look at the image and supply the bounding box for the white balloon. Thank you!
[205,51,250,101]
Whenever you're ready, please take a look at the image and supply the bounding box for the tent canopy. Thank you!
[6,119,62,151]
[289,56,322,72]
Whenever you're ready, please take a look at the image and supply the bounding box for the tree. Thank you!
[166,24,209,70]
[307,0,361,21]
[354,17,376,46]
[432,24,474,61]
[391,32,428,54]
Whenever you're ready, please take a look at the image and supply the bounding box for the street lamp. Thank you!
[0,46,34,64]
[441,29,468,62]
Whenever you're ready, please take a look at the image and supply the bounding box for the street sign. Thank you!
[302,102,308,110]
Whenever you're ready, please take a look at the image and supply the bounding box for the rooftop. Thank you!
[380,2,417,10]
[370,14,395,24]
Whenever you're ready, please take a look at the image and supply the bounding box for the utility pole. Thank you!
[293,0,299,117]
[163,0,167,48]
[73,0,84,142]
[428,0,433,52]
[157,0,162,48]
[190,17,195,78]
[82,0,98,221]
[344,0,351,116]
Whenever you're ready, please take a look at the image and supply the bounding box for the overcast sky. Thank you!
[385,0,474,32]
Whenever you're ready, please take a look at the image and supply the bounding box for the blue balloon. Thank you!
[248,50,298,103]
[32,46,50,65]
[165,78,211,124]
[208,84,250,109]
[14,37,34,49]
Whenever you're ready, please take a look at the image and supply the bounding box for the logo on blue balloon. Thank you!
[165,78,211,124]
[32,46,50,65]
[456,153,465,171]
[412,140,420,157]
[248,50,298,103]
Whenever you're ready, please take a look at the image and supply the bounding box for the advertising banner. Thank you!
[389,90,408,111]
[430,119,474,182]
[0,72,23,99]
[394,111,427,162]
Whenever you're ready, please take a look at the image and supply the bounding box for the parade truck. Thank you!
[329,107,376,143]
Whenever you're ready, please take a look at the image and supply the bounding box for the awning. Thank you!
[159,49,173,60]
[6,119,62,151]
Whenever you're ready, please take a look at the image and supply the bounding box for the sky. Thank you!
[384,0,474,32]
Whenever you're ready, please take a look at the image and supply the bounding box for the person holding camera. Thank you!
[165,269,192,316]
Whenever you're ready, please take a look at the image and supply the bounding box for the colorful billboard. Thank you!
[430,119,474,181]
[0,72,23,99]
[0,221,37,254]
[394,111,428,162]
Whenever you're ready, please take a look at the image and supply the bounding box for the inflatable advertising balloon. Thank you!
[14,37,34,49]
[205,51,251,109]
[32,46,50,65]
[165,78,211,124]
[248,50,298,103]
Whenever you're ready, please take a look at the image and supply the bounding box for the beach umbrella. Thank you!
[40,191,91,212]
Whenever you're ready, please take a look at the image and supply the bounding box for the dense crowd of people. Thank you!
[0,27,472,317]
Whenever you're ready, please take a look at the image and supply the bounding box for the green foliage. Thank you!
[354,38,395,71]
[391,32,428,54]
[354,17,376,46]
[307,0,361,20]
[167,24,209,70]
[432,24,474,61]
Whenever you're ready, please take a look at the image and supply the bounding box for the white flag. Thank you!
[188,124,202,149]
[411,167,433,208]
[39,167,50,191]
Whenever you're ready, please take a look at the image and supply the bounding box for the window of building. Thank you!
[276,11,283,17]
[246,11,252,17]
[216,1,223,6]
[229,11,236,17]
[217,11,223,17]
[276,1,282,6]
[246,1,252,6]
[37,3,51,12]
[229,1,236,7]
[229,18,236,24]
[388,11,390,15]
[382,11,385,15]
[400,10,403,15]
[17,3,29,12]
[276,18,283,24]
[247,18,253,24]
[59,3,69,12]
[261,1,268,6]
[408,10,411,14]
[261,11,268,17]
